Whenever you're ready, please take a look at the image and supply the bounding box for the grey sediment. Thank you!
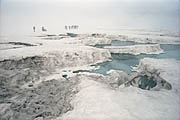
[0,56,80,120]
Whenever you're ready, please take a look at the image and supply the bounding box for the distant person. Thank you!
[65,25,67,30]
[42,26,47,32]
[33,26,36,32]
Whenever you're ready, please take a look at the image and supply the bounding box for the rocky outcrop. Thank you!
[128,58,177,91]
[75,68,171,91]
[0,45,112,120]
[0,47,111,69]
[42,49,111,68]
[104,44,164,55]
[0,55,80,120]
[0,34,113,120]
[104,69,171,91]
[124,70,172,91]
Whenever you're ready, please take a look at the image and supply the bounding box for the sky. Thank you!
[0,0,180,35]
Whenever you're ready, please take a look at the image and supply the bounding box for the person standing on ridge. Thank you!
[42,26,47,32]
[33,26,35,32]
[65,26,67,30]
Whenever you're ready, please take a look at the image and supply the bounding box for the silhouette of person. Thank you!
[65,26,67,30]
[33,26,35,32]
[42,26,47,32]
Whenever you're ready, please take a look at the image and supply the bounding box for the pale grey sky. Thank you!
[0,0,179,35]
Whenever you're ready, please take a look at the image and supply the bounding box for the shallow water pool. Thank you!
[74,41,180,75]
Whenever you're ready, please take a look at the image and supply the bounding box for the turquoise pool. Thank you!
[74,41,180,75]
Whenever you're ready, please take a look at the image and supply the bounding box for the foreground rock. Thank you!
[0,78,79,120]
[104,44,164,55]
[0,55,81,120]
